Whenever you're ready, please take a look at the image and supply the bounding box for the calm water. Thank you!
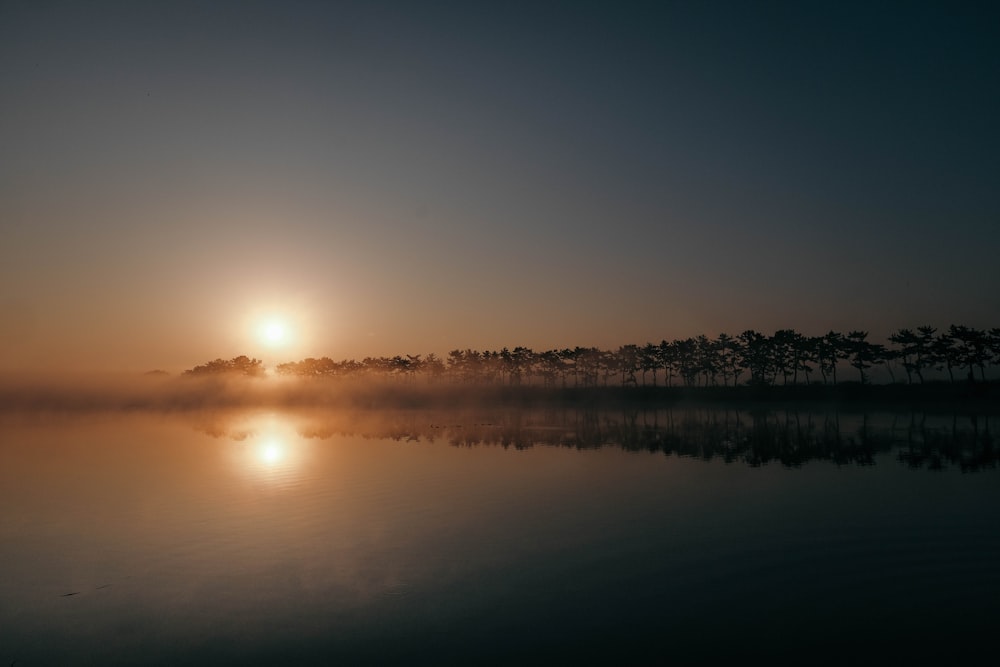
[1,407,998,665]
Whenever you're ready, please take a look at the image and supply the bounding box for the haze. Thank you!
[2,1,998,373]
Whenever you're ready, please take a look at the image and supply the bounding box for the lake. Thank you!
[1,406,998,665]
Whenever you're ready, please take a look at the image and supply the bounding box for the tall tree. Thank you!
[716,333,740,387]
[657,340,678,387]
[695,335,719,387]
[575,347,602,387]
[889,329,919,384]
[640,343,660,386]
[674,338,699,387]
[793,335,818,385]
[948,325,990,382]
[511,347,535,386]
[423,353,445,383]
[913,326,937,383]
[617,345,640,387]
[738,330,772,386]
[770,330,796,385]
[932,333,958,382]
[817,331,848,385]
[872,344,897,383]
[845,331,875,384]
[560,348,579,387]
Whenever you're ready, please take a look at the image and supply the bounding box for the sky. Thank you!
[1,0,998,372]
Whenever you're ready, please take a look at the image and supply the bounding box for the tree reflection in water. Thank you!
[195,406,998,472]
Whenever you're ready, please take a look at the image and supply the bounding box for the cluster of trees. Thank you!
[184,355,265,377]
[254,325,999,387]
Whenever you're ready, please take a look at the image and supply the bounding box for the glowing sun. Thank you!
[258,319,290,347]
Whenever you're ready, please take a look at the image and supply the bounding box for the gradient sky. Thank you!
[2,1,998,372]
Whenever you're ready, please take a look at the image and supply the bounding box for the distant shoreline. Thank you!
[1,375,997,413]
[331,381,1000,412]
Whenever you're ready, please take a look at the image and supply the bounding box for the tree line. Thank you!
[184,325,1000,387]
[184,355,266,377]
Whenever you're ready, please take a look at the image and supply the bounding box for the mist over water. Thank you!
[1,404,998,665]
[3,370,998,414]
[0,372,378,411]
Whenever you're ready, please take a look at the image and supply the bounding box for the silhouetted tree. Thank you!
[769,329,813,385]
[817,331,848,385]
[889,328,919,384]
[448,349,484,383]
[536,350,563,387]
[716,333,740,387]
[845,331,875,384]
[615,345,640,387]
[640,342,660,386]
[600,349,619,387]
[566,347,602,387]
[577,347,602,387]
[738,330,772,386]
[185,355,265,377]
[872,343,897,383]
[423,353,445,383]
[913,326,937,383]
[793,335,817,384]
[481,350,501,384]
[932,333,958,383]
[693,335,718,386]
[674,338,699,387]
[949,325,990,382]
[658,340,678,387]
[771,329,796,385]
[502,349,517,383]
[267,322,998,390]
[389,354,423,382]
[560,348,579,387]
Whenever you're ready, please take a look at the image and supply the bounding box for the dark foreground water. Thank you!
[1,407,998,665]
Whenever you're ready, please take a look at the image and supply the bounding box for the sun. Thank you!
[258,318,289,347]
[246,304,310,353]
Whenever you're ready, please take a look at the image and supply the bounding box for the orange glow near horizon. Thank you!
[242,305,309,358]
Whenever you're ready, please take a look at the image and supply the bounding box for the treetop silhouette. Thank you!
[184,355,265,377]
[177,325,1000,388]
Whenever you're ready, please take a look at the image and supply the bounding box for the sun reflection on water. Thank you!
[259,439,285,465]
[213,412,310,486]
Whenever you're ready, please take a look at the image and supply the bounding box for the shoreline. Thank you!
[1,376,997,413]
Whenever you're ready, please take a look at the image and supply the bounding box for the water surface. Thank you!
[1,407,998,665]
